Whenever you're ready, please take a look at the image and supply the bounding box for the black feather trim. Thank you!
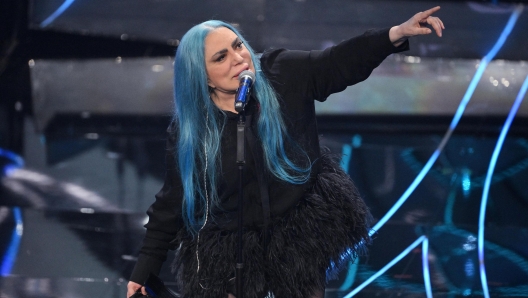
[171,153,372,298]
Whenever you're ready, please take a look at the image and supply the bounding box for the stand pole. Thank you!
[236,111,246,298]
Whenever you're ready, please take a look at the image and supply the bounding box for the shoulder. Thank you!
[259,48,313,75]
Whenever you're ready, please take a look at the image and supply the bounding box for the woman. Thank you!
[128,6,444,298]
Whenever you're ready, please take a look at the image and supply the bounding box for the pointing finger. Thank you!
[418,6,441,19]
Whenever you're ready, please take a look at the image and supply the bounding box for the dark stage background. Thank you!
[1,0,528,297]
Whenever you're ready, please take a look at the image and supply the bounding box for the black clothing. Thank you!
[172,153,370,298]
[130,28,409,295]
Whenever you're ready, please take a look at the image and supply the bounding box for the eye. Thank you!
[235,41,244,49]
[215,54,226,62]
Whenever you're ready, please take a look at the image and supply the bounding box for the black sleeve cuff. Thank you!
[393,39,410,53]
[374,27,410,55]
[129,254,165,285]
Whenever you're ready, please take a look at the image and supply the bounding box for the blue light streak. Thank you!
[340,144,352,173]
[338,140,355,290]
[0,148,24,176]
[347,5,524,297]
[1,207,23,276]
[369,150,439,236]
[0,148,24,167]
[344,236,426,298]
[369,4,524,237]
[478,74,528,298]
[339,258,359,291]
[40,0,76,28]
[0,150,25,276]
[422,237,433,298]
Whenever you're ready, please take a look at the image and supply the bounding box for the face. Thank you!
[204,27,255,93]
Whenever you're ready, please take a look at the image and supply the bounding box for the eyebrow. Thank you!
[211,37,241,60]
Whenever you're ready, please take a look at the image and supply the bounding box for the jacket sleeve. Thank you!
[129,125,184,284]
[260,28,409,102]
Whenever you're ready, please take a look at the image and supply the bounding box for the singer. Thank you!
[127,6,444,298]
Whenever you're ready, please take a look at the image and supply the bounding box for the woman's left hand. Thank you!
[389,6,445,46]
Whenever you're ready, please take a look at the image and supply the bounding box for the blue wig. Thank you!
[173,20,311,234]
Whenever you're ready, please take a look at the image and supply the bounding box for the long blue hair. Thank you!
[173,20,311,234]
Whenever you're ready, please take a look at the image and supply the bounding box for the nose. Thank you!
[233,52,244,64]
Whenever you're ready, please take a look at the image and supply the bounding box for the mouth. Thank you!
[233,66,250,78]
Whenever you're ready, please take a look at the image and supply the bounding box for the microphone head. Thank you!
[238,70,256,82]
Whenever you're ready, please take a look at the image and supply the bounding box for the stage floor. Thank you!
[0,207,527,298]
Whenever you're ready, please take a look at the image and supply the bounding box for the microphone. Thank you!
[234,70,256,112]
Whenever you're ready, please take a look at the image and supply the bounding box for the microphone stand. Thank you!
[234,70,254,298]
[235,109,246,298]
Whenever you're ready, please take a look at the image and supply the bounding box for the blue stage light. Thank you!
[338,135,363,290]
[422,237,433,298]
[478,73,528,298]
[1,208,23,276]
[345,5,524,296]
[369,149,440,236]
[369,4,523,238]
[340,144,352,173]
[344,236,426,298]
[339,258,359,291]
[40,0,76,28]
[0,148,24,176]
[461,168,471,198]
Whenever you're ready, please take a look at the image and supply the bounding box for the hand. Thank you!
[389,6,445,46]
[127,281,147,297]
